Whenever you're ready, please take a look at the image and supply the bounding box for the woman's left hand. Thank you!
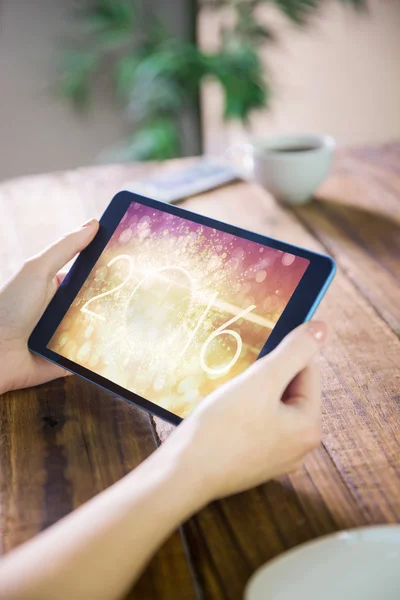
[0,219,99,394]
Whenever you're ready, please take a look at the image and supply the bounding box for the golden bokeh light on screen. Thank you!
[48,202,309,418]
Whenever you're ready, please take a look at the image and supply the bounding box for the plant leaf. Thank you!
[81,0,136,49]
[269,0,366,25]
[58,51,98,108]
[339,0,367,9]
[90,0,135,30]
[127,72,183,122]
[105,119,180,161]
[115,54,140,99]
[207,44,270,120]
[271,0,320,25]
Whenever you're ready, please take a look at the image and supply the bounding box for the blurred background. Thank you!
[1,0,400,182]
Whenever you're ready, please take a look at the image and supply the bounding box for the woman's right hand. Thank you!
[0,311,327,600]
[165,320,328,503]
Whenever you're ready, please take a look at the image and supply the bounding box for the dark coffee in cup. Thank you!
[267,145,320,154]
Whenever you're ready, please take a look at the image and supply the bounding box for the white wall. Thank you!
[0,0,124,182]
[200,0,400,153]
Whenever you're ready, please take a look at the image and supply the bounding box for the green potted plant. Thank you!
[59,0,366,161]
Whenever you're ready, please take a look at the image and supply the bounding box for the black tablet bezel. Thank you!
[28,191,336,425]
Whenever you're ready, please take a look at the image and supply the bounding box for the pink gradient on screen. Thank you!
[48,202,309,418]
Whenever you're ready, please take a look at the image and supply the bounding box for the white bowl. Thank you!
[245,525,400,600]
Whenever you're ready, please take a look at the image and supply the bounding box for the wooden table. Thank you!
[1,144,400,599]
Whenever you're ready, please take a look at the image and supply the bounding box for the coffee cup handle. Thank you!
[223,144,254,180]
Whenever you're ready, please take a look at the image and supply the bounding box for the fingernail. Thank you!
[81,218,97,228]
[307,321,327,343]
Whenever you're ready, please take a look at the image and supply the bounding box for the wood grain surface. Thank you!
[0,145,399,599]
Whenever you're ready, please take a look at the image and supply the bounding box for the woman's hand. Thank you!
[0,227,328,600]
[0,219,99,394]
[164,319,327,503]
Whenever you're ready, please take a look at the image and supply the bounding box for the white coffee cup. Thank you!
[226,134,336,205]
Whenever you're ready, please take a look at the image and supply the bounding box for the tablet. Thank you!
[29,191,336,424]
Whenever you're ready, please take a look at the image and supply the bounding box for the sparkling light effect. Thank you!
[48,202,309,418]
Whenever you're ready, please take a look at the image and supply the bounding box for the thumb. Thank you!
[267,321,328,392]
[33,219,99,278]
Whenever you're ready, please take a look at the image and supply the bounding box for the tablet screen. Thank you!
[48,201,309,418]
